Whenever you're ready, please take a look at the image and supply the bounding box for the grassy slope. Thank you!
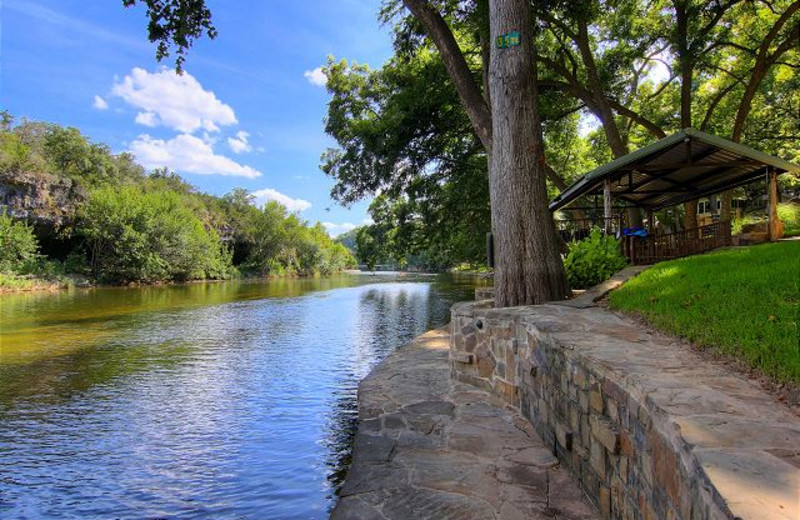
[609,241,800,382]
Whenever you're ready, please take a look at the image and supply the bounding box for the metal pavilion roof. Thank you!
[549,128,800,212]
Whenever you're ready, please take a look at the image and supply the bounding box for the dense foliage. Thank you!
[80,186,232,282]
[0,114,355,285]
[320,0,800,272]
[563,229,628,289]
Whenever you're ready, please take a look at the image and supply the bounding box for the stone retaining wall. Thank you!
[450,301,799,520]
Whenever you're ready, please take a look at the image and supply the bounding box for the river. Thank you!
[0,273,486,519]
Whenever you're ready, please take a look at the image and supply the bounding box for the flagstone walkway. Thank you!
[331,329,599,520]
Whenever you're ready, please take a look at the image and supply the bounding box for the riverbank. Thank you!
[0,270,363,295]
[0,273,78,294]
[332,328,598,519]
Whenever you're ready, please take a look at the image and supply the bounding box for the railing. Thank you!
[622,220,731,265]
[556,215,625,243]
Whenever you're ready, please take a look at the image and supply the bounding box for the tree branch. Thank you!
[700,81,739,131]
[402,0,493,152]
[606,99,667,139]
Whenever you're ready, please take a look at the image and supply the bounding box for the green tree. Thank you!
[356,226,382,270]
[80,186,231,282]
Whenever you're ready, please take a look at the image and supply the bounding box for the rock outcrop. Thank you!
[0,170,87,232]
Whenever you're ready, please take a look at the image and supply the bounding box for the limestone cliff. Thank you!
[0,171,87,232]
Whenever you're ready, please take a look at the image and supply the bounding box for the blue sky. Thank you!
[2,0,394,235]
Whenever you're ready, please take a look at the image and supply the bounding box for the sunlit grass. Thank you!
[0,273,70,293]
[778,202,800,237]
[609,242,800,383]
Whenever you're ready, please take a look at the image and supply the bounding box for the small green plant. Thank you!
[0,211,40,273]
[563,227,628,289]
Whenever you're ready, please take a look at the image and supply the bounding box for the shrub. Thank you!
[79,186,233,282]
[731,213,765,235]
[563,227,627,289]
[0,211,39,273]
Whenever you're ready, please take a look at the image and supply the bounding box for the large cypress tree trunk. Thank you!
[488,0,569,307]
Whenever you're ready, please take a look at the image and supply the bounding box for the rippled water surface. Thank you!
[0,273,485,519]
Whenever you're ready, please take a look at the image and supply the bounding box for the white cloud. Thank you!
[361,217,374,225]
[323,222,357,237]
[111,68,237,133]
[129,134,262,178]
[303,67,327,87]
[252,188,312,212]
[227,130,252,154]
[92,95,108,110]
[134,111,157,127]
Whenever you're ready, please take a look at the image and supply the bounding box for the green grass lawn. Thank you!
[609,241,800,383]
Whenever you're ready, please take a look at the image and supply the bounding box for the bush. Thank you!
[79,186,233,282]
[563,228,628,289]
[731,213,764,235]
[0,211,39,273]
[777,202,800,237]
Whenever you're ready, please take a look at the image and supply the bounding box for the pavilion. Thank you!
[549,128,800,264]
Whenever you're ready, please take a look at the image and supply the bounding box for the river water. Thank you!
[0,273,485,519]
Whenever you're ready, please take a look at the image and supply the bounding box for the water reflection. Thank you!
[0,274,485,519]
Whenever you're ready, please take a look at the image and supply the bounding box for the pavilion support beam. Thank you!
[603,179,612,233]
[768,168,782,241]
[684,200,697,232]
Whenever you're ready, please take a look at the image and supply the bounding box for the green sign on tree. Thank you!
[496,31,520,49]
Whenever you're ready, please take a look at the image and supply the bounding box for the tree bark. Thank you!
[675,0,700,232]
[488,0,569,306]
[675,0,692,129]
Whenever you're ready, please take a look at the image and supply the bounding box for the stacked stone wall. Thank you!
[450,301,729,520]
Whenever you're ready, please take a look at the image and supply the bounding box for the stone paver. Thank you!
[331,329,599,520]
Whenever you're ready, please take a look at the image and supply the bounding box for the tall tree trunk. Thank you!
[675,0,699,230]
[488,0,569,306]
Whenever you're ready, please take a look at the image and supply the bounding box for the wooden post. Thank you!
[647,209,654,234]
[486,232,495,267]
[768,168,781,241]
[603,179,612,233]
